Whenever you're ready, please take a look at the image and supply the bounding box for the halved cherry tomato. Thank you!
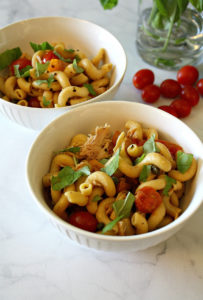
[158,105,178,117]
[170,98,192,118]
[196,78,203,96]
[132,69,154,89]
[42,50,58,63]
[160,79,181,98]
[10,57,32,75]
[28,97,41,108]
[141,84,161,103]
[69,211,98,232]
[135,186,162,213]
[156,139,183,157]
[181,85,199,107]
[177,65,199,86]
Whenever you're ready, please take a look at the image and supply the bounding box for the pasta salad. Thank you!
[42,120,197,236]
[0,42,112,108]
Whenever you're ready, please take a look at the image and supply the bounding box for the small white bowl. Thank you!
[26,101,203,252]
[0,16,127,130]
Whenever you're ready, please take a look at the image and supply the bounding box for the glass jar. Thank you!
[136,0,203,70]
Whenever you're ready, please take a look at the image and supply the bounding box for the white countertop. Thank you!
[0,1,203,299]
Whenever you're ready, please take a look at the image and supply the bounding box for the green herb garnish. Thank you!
[72,58,84,73]
[139,165,151,182]
[35,61,49,77]
[53,51,72,63]
[35,74,55,88]
[42,96,51,107]
[101,147,120,176]
[54,146,81,154]
[83,83,97,96]
[143,134,160,154]
[30,41,54,52]
[51,165,90,191]
[0,47,22,70]
[163,175,176,196]
[14,64,32,78]
[92,195,102,202]
[177,151,193,173]
[102,215,123,233]
[134,153,146,165]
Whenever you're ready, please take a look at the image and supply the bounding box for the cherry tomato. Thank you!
[132,69,154,89]
[10,57,32,75]
[160,79,181,98]
[141,84,160,103]
[42,50,58,63]
[69,211,98,232]
[158,105,178,117]
[135,186,162,213]
[196,78,203,96]
[170,98,192,118]
[156,139,183,157]
[181,85,199,107]
[177,65,199,85]
[28,97,41,108]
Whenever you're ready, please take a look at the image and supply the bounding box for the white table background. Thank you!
[0,1,203,299]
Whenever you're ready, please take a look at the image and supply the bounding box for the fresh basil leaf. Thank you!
[99,158,109,164]
[177,151,193,173]
[163,175,176,196]
[35,74,55,88]
[30,41,54,52]
[35,61,49,77]
[42,96,51,107]
[102,215,123,233]
[73,156,78,167]
[135,153,146,165]
[139,165,151,182]
[72,58,84,73]
[92,195,102,202]
[143,134,160,154]
[113,192,135,218]
[101,147,120,176]
[83,83,97,96]
[54,146,81,155]
[0,47,22,70]
[51,165,90,191]
[100,0,118,9]
[14,64,32,78]
[53,51,72,63]
[74,55,81,63]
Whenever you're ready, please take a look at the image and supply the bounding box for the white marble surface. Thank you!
[0,1,203,299]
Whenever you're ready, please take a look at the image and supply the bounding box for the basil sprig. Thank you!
[177,151,193,173]
[0,47,22,70]
[102,192,134,233]
[30,41,54,52]
[51,165,90,191]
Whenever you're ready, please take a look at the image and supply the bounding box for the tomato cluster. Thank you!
[132,65,203,118]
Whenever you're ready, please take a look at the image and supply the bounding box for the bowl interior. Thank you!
[26,101,203,239]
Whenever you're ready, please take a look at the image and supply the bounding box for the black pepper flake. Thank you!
[73,88,76,92]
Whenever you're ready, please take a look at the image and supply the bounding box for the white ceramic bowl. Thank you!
[26,101,203,252]
[0,17,127,130]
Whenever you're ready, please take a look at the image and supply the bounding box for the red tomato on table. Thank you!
[132,69,154,89]
[177,65,199,85]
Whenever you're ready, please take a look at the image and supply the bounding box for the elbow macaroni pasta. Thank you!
[0,43,113,107]
[42,120,197,236]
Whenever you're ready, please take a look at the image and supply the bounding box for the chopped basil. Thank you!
[74,55,81,63]
[99,158,109,164]
[30,41,54,52]
[177,151,193,173]
[112,176,119,185]
[72,58,84,73]
[0,47,22,70]
[139,165,151,182]
[135,153,146,165]
[51,165,90,191]
[83,83,97,96]
[35,74,55,88]
[143,134,160,154]
[73,156,78,167]
[35,61,49,77]
[65,48,75,53]
[53,51,72,63]
[102,215,124,233]
[101,147,120,176]
[113,192,135,218]
[163,175,176,196]
[42,96,51,107]
[54,146,81,154]
[14,64,32,78]
[92,195,102,202]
